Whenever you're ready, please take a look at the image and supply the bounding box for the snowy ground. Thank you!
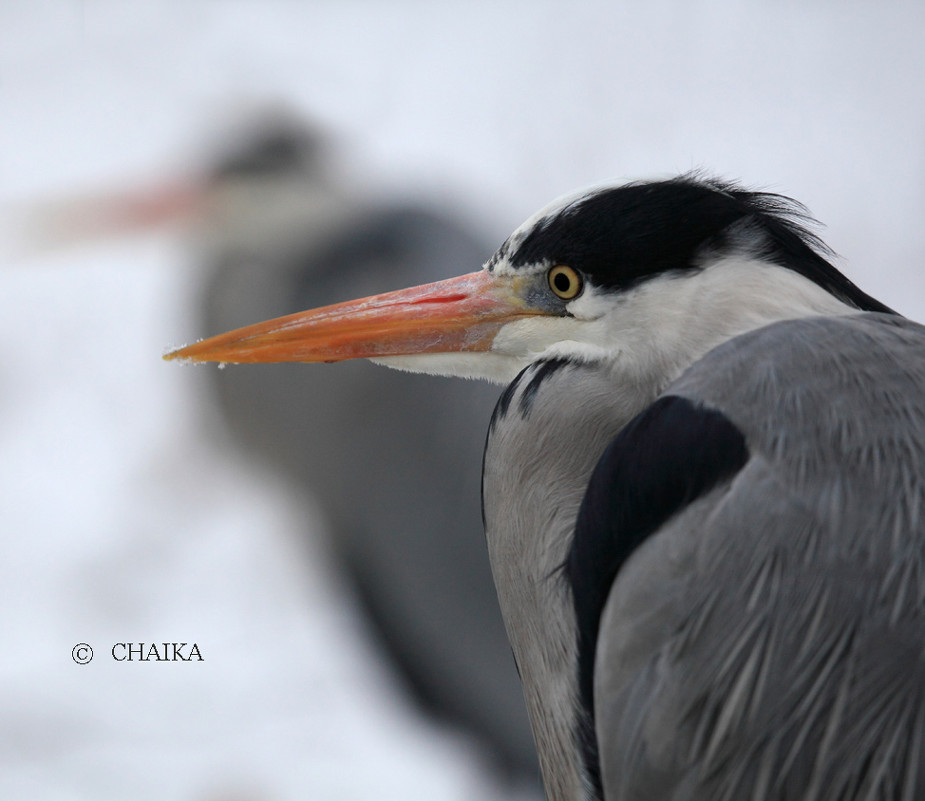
[2,2,925,799]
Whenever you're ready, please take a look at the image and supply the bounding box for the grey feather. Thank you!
[595,314,925,800]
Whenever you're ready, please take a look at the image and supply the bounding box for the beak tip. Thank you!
[162,344,199,363]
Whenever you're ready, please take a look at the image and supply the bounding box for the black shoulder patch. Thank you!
[566,394,749,794]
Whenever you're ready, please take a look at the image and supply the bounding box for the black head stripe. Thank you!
[501,175,894,314]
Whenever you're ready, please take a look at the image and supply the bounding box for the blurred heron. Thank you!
[37,113,538,780]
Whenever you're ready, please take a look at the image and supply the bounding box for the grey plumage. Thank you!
[484,313,925,801]
[595,314,925,801]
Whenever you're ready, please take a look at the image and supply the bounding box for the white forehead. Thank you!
[516,184,613,236]
[486,182,620,276]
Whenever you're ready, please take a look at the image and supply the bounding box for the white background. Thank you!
[2,2,924,799]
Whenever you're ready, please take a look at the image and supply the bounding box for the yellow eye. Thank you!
[548,265,583,300]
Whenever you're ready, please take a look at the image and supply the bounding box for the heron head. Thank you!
[165,175,889,382]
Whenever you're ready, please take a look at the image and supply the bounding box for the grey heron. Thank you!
[30,113,536,779]
[166,174,925,800]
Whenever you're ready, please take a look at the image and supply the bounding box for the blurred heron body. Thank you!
[57,115,537,777]
[194,120,538,776]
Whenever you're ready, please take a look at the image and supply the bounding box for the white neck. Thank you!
[590,256,856,382]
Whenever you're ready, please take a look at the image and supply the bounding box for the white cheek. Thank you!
[491,317,588,358]
[490,285,617,362]
[565,287,615,320]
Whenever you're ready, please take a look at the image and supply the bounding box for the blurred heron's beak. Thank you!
[164,269,537,364]
[22,179,204,250]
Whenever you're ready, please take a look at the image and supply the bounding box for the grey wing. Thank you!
[594,314,925,801]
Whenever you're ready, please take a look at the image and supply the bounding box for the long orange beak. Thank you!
[164,269,536,364]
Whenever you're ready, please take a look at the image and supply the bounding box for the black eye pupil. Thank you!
[554,272,571,292]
